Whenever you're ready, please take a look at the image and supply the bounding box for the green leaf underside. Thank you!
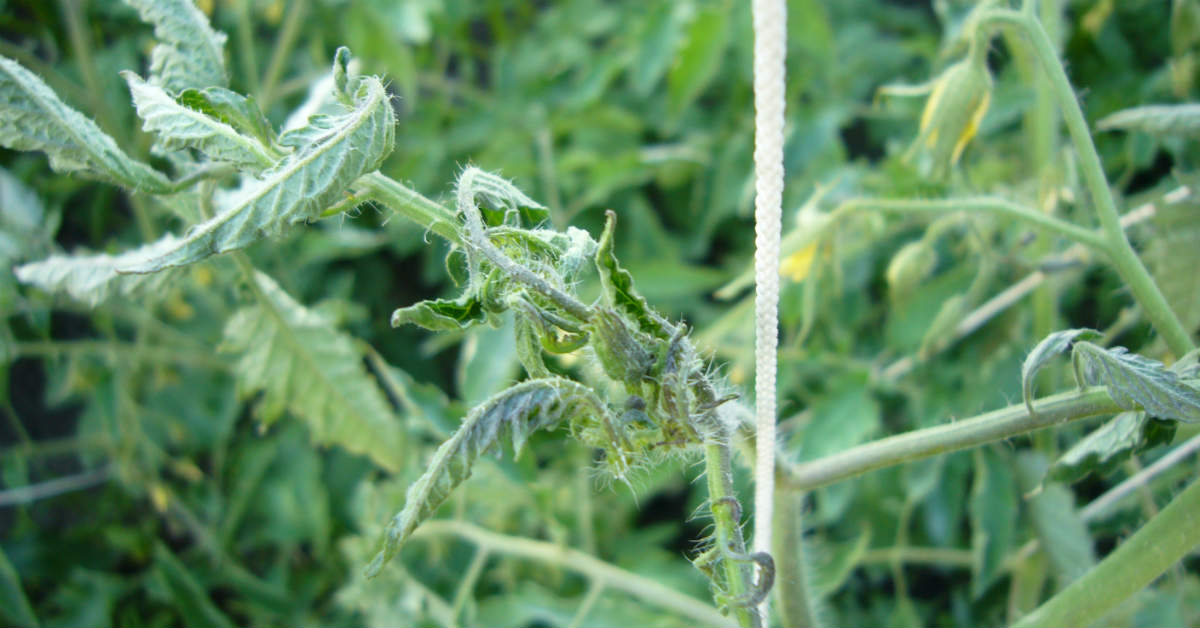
[126,72,274,169]
[365,378,609,577]
[1049,411,1177,483]
[0,56,170,191]
[1073,342,1200,422]
[596,211,672,339]
[1022,329,1103,415]
[458,167,548,227]
[1016,452,1098,586]
[221,271,405,472]
[391,295,490,331]
[123,0,228,93]
[1096,104,1200,137]
[15,72,394,303]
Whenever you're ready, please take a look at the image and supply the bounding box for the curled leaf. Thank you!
[365,378,612,577]
[1021,329,1102,417]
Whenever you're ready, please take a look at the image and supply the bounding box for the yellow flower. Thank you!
[780,243,818,282]
[908,54,993,177]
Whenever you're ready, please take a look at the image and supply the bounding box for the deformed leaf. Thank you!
[365,378,610,577]
[456,166,548,227]
[221,271,406,472]
[0,55,171,191]
[1048,411,1176,483]
[595,210,673,339]
[1022,329,1103,416]
[1073,341,1200,422]
[390,295,491,331]
[1096,104,1200,137]
[125,72,275,170]
[118,72,394,274]
[15,64,395,302]
[124,0,228,92]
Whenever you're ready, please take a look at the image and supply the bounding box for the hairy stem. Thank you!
[980,9,1194,356]
[705,442,762,628]
[1014,474,1200,627]
[410,519,729,627]
[778,386,1123,491]
[356,171,461,244]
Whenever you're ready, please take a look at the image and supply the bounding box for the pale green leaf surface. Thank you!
[0,55,170,191]
[1073,341,1200,422]
[365,378,610,577]
[1144,196,1200,333]
[119,74,394,274]
[125,72,274,169]
[15,70,394,303]
[1097,104,1200,137]
[667,5,729,119]
[221,271,405,472]
[1017,452,1098,586]
[1022,328,1103,416]
[970,449,1016,597]
[124,0,228,92]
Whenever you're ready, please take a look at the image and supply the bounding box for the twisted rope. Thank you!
[751,0,786,620]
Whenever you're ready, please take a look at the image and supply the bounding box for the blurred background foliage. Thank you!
[2,0,1199,626]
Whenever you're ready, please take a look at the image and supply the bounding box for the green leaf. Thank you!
[970,448,1017,597]
[1049,411,1177,483]
[667,4,730,119]
[595,210,673,339]
[0,55,171,191]
[390,295,491,331]
[1096,104,1200,137]
[221,271,406,472]
[1072,341,1200,422]
[1016,452,1098,586]
[177,86,277,148]
[125,72,275,169]
[1144,194,1200,333]
[1022,329,1103,416]
[0,544,38,628]
[13,247,176,306]
[124,0,228,92]
[15,66,394,303]
[365,378,610,577]
[151,542,235,628]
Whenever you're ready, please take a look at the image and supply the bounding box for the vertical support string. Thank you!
[751,0,786,621]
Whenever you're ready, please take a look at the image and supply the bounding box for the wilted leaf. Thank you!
[365,378,611,577]
[596,210,674,339]
[391,295,492,331]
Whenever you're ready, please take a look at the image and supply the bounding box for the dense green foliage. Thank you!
[2,1,1200,627]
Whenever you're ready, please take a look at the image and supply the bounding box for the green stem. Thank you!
[980,9,1194,357]
[779,386,1122,491]
[1014,474,1200,627]
[705,442,761,628]
[411,519,729,627]
[773,490,824,627]
[356,171,461,245]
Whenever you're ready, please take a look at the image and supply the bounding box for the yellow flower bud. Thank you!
[907,53,993,177]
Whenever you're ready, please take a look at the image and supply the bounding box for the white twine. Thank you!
[751,0,786,620]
